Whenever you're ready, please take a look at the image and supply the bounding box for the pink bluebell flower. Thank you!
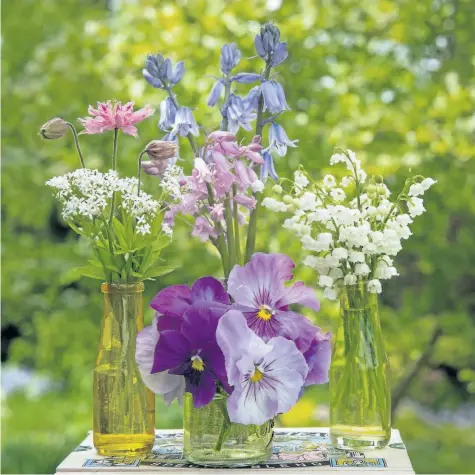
[192,216,218,242]
[216,310,308,424]
[227,253,320,342]
[78,100,154,137]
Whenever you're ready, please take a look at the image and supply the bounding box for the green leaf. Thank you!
[74,265,106,280]
[143,264,177,280]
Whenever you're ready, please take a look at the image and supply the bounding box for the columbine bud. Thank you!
[144,140,178,161]
[272,184,283,194]
[40,118,69,140]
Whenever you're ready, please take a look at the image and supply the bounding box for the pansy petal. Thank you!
[135,321,185,398]
[188,371,217,408]
[191,276,230,304]
[276,281,320,311]
[227,382,278,425]
[304,330,332,386]
[156,313,181,332]
[152,330,190,373]
[150,284,192,317]
[181,302,227,348]
[227,253,294,308]
[216,310,271,386]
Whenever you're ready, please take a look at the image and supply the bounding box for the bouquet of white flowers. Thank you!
[263,148,436,300]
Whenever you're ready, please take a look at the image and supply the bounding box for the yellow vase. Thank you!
[93,283,155,456]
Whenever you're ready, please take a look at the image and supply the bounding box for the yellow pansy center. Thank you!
[250,367,264,383]
[191,355,205,371]
[257,305,273,321]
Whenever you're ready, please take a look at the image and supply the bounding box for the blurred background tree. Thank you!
[2,0,475,473]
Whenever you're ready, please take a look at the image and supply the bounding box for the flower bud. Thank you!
[272,184,283,194]
[145,140,178,161]
[376,184,387,196]
[366,184,377,194]
[40,118,69,140]
[283,194,293,204]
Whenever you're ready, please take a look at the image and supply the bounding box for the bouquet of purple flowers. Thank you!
[135,22,331,430]
[136,253,331,425]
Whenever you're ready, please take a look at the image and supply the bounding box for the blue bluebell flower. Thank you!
[158,97,177,131]
[143,53,185,89]
[207,80,224,107]
[244,86,261,111]
[220,43,241,73]
[261,80,290,113]
[260,149,278,181]
[271,42,288,66]
[225,94,257,134]
[231,73,262,84]
[170,107,199,137]
[268,122,298,156]
[254,23,288,67]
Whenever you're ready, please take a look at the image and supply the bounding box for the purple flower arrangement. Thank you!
[142,22,298,274]
[136,253,331,425]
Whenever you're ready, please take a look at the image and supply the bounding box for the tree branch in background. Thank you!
[391,326,443,418]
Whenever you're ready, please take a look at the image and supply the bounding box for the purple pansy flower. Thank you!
[153,302,231,407]
[150,276,230,323]
[136,316,186,405]
[216,310,308,425]
[227,253,320,342]
[302,328,332,386]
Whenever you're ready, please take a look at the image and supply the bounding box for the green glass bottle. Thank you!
[93,283,155,456]
[183,392,273,466]
[329,282,391,449]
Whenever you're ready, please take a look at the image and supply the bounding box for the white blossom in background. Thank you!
[262,150,436,300]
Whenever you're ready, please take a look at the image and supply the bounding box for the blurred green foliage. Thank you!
[2,0,475,473]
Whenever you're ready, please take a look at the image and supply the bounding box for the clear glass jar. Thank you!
[183,392,273,466]
[329,282,391,449]
[93,283,155,456]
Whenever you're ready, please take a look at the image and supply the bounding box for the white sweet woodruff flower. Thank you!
[262,149,435,300]
[46,168,159,235]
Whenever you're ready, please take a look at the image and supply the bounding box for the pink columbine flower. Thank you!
[79,100,154,137]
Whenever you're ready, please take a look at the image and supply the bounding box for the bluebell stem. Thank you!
[143,53,185,89]
[261,80,290,113]
[171,107,199,137]
[159,96,177,130]
[220,43,241,73]
[225,94,257,134]
[260,150,278,181]
[207,80,224,106]
[268,122,298,156]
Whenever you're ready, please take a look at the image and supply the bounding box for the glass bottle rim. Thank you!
[101,282,145,293]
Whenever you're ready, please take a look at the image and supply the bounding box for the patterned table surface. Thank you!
[56,428,414,474]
